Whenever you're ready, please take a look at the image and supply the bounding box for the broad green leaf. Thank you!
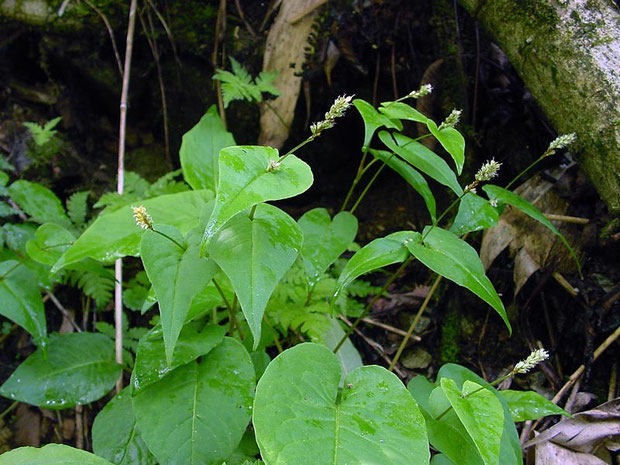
[298,208,358,285]
[26,223,75,266]
[482,185,580,271]
[450,193,499,236]
[436,364,522,465]
[8,180,71,228]
[180,105,236,192]
[253,343,429,465]
[0,332,120,409]
[431,455,458,465]
[321,317,363,387]
[208,204,302,348]
[409,378,485,465]
[379,101,431,124]
[132,323,226,392]
[202,146,312,247]
[427,120,465,175]
[440,379,504,465]
[335,231,419,298]
[379,132,463,196]
[0,260,46,346]
[406,227,510,332]
[369,149,436,223]
[92,387,156,465]
[140,225,218,365]
[353,99,402,148]
[133,337,255,465]
[0,444,113,464]
[52,190,212,272]
[499,390,569,422]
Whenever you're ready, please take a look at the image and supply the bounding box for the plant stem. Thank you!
[340,148,369,212]
[350,163,387,214]
[333,257,413,353]
[505,156,544,190]
[389,275,442,371]
[0,401,18,420]
[153,229,185,251]
[279,135,315,162]
[115,0,138,394]
[227,295,244,340]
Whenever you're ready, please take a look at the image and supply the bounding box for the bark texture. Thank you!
[458,0,620,212]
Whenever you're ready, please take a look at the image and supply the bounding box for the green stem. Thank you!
[279,135,315,162]
[152,228,185,251]
[249,205,257,220]
[350,163,387,214]
[435,372,513,420]
[505,156,544,190]
[0,400,18,420]
[227,295,244,339]
[340,147,371,212]
[333,257,413,353]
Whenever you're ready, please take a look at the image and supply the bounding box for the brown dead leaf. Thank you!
[480,172,584,295]
[15,404,40,447]
[535,440,610,465]
[525,398,620,456]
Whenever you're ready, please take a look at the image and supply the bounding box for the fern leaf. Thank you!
[67,191,90,229]
[67,269,115,308]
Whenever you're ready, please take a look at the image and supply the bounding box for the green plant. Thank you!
[213,57,281,108]
[0,87,579,464]
[22,117,64,166]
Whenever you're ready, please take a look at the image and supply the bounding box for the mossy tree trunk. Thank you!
[458,0,620,212]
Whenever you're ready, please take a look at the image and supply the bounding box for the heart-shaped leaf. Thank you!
[440,379,504,465]
[499,390,570,422]
[369,149,436,223]
[253,343,429,465]
[353,99,402,148]
[406,227,510,333]
[208,204,302,348]
[52,190,213,272]
[335,231,419,298]
[141,225,218,364]
[298,208,358,285]
[201,146,312,247]
[450,193,499,236]
[0,332,120,409]
[0,260,46,347]
[132,323,226,392]
[379,132,463,196]
[132,337,255,465]
[180,105,236,192]
[92,387,156,465]
[0,444,114,464]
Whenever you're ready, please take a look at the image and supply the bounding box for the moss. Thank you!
[440,307,460,364]
[514,0,558,27]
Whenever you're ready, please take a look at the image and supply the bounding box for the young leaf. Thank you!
[0,444,113,465]
[353,99,402,148]
[0,332,120,409]
[26,223,75,266]
[379,132,463,196]
[208,204,303,349]
[253,343,430,465]
[320,317,363,387]
[379,101,432,124]
[202,146,312,247]
[92,387,156,465]
[335,231,419,299]
[440,379,504,465]
[133,338,255,465]
[8,180,71,228]
[0,260,46,346]
[132,323,226,392]
[369,149,437,223]
[499,390,570,422]
[427,120,465,175]
[140,225,218,365]
[52,190,213,272]
[298,208,358,286]
[406,227,510,333]
[482,185,580,272]
[450,193,499,236]
[180,105,236,192]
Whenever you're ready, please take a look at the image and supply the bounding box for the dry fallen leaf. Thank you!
[535,439,610,465]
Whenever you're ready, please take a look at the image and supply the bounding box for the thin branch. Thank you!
[46,291,82,333]
[145,0,181,66]
[81,0,123,76]
[234,0,256,37]
[115,0,139,393]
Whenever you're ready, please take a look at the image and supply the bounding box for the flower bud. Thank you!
[475,159,502,182]
[132,205,153,230]
[438,109,462,130]
[407,84,433,99]
[513,348,549,374]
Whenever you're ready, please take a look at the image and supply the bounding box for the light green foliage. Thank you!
[500,390,569,422]
[253,343,430,465]
[450,193,499,235]
[23,117,61,147]
[0,444,113,464]
[0,332,120,409]
[213,57,281,108]
[8,180,72,228]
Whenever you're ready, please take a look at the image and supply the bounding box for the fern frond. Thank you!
[66,269,115,308]
[66,191,90,229]
[213,57,280,108]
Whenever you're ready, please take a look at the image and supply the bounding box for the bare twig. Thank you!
[259,0,282,32]
[543,213,589,224]
[609,362,617,401]
[115,0,139,393]
[46,291,82,333]
[552,272,579,296]
[234,0,256,37]
[360,317,421,341]
[212,0,227,127]
[80,0,123,76]
[7,199,27,221]
[145,0,181,66]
